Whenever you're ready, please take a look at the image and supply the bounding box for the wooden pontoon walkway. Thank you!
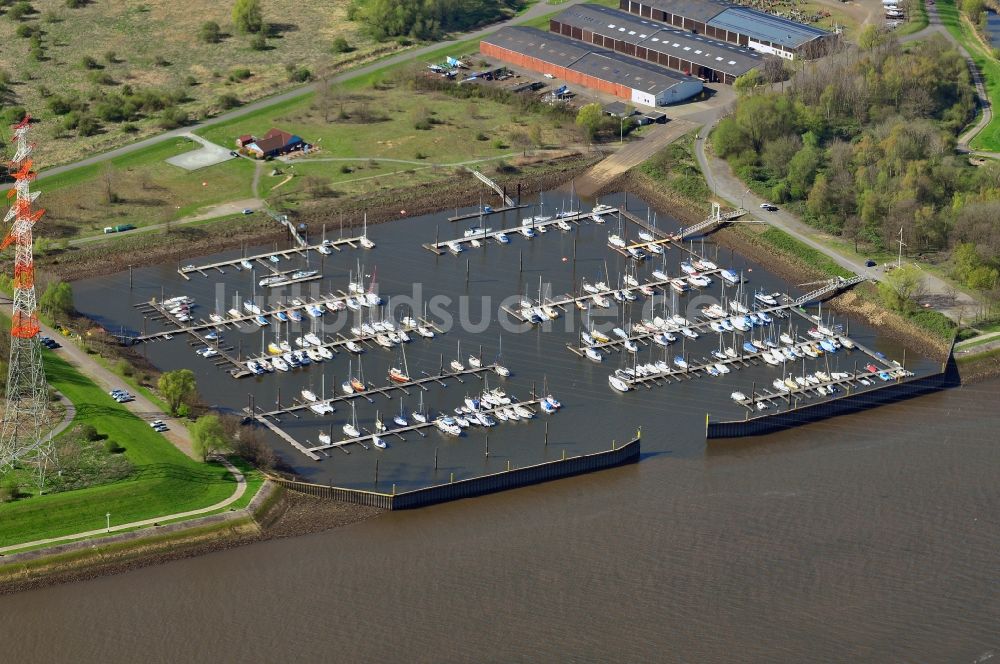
[177,235,364,280]
[423,208,619,255]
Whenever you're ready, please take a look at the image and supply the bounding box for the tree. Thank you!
[39,280,73,318]
[232,0,264,34]
[191,414,229,461]
[158,369,197,416]
[199,21,222,43]
[575,103,603,140]
[878,263,925,313]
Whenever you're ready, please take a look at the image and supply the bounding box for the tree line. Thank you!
[347,0,524,40]
[713,35,1000,306]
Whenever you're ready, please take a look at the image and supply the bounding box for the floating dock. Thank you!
[177,236,364,280]
[423,208,619,255]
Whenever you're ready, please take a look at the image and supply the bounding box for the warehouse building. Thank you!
[550,4,761,84]
[480,27,704,106]
[619,0,836,59]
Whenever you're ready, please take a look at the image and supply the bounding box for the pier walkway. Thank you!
[177,235,364,280]
[423,208,618,255]
[470,168,515,207]
[301,397,544,455]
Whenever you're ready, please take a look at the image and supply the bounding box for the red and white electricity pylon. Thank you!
[0,116,54,485]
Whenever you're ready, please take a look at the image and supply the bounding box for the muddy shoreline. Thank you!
[39,152,601,283]
[0,488,381,596]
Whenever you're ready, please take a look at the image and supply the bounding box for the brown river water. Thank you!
[2,190,997,662]
[1,378,997,662]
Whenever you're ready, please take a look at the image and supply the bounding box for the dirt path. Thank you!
[576,120,697,197]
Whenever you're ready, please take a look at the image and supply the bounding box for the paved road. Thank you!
[905,1,999,158]
[2,0,587,189]
[693,135,980,321]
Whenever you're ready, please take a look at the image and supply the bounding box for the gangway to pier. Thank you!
[469,168,515,207]
[792,275,869,306]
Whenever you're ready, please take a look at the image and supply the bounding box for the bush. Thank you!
[7,1,34,21]
[65,0,86,7]
[80,424,100,441]
[77,115,100,136]
[0,476,23,502]
[233,0,264,34]
[217,93,241,109]
[249,31,267,50]
[184,75,198,87]
[157,107,188,129]
[80,55,100,70]
[331,36,353,53]
[154,54,170,66]
[492,138,507,149]
[413,117,432,130]
[88,71,115,86]
[199,20,221,43]
[339,164,352,174]
[228,67,252,82]
[104,439,124,454]
[15,24,38,38]
[287,66,311,83]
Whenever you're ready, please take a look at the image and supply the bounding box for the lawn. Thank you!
[198,77,580,204]
[0,351,249,548]
[0,0,405,167]
[937,0,1000,151]
[38,137,255,240]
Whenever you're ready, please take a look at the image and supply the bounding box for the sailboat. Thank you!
[388,344,411,383]
[359,213,375,249]
[412,392,427,423]
[494,334,510,377]
[393,398,408,427]
[450,340,464,372]
[341,359,357,394]
[343,403,360,438]
[374,410,386,433]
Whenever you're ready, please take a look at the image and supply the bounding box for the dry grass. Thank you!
[0,0,401,166]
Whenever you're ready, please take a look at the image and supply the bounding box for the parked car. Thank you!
[865,259,877,267]
[242,208,254,215]
[759,203,778,211]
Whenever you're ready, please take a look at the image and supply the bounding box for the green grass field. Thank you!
[0,351,255,548]
[0,0,405,167]
[937,0,1000,151]
[897,0,929,36]
[38,137,255,240]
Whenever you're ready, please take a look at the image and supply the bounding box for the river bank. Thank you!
[36,151,600,283]
[0,484,381,596]
[620,168,956,364]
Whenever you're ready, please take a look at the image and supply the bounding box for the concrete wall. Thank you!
[272,437,641,510]
[706,369,956,439]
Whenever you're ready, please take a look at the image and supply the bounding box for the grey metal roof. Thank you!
[482,26,594,68]
[570,51,698,96]
[483,27,702,100]
[707,7,829,48]
[634,0,732,23]
[554,5,760,76]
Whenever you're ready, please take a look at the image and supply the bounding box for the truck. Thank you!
[103,224,136,234]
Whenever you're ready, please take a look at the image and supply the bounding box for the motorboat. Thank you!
[591,294,611,308]
[608,234,626,248]
[519,227,536,239]
[435,418,462,436]
[556,220,572,232]
[272,356,289,372]
[731,391,747,402]
[464,226,493,238]
[301,389,318,402]
[494,364,510,377]
[670,279,690,293]
[627,247,646,261]
[638,230,655,243]
[288,310,303,322]
[318,433,332,445]
[715,363,730,375]
[243,301,262,315]
[447,241,463,254]
[267,342,282,355]
[468,355,482,369]
[673,356,688,369]
[307,348,324,362]
[345,341,363,354]
[496,232,509,244]
[585,347,603,362]
[721,269,739,284]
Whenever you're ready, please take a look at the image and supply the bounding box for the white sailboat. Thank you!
[359,213,375,248]
[343,402,360,438]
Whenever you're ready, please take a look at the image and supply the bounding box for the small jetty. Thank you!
[424,207,619,255]
[177,236,364,280]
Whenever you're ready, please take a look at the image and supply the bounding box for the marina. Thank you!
[73,187,943,491]
[176,234,367,280]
